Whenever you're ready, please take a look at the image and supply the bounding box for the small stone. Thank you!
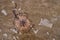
[53,38,55,40]
[18,8,21,11]
[3,33,8,38]
[16,36,19,39]
[1,9,7,16]
[12,1,15,4]
[13,36,16,40]
[32,29,39,34]
[19,32,22,35]
[10,28,17,33]
[46,32,49,35]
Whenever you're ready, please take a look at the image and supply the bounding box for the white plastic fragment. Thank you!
[46,32,49,35]
[3,33,8,38]
[38,18,53,28]
[1,9,7,16]
[53,38,55,40]
[10,28,17,33]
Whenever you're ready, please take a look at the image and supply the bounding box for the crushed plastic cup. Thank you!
[38,18,53,28]
[1,9,7,16]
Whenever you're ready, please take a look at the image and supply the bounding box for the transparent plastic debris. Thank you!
[10,28,18,33]
[3,33,8,38]
[46,32,49,35]
[32,28,39,34]
[1,9,7,16]
[39,18,53,28]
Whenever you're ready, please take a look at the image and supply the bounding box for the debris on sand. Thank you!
[1,9,7,16]
[38,18,53,28]
[10,28,18,33]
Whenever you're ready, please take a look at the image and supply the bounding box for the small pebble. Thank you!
[16,36,19,39]
[3,33,8,37]
[12,1,15,4]
[10,28,17,33]
[1,9,7,16]
[46,32,49,35]
[18,8,21,11]
[13,36,16,40]
[53,38,55,40]
[32,29,39,34]
[19,32,22,35]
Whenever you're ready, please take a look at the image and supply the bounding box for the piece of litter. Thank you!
[32,29,39,34]
[3,33,8,38]
[53,38,55,40]
[38,18,53,28]
[10,28,17,33]
[1,9,7,16]
[46,32,49,35]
